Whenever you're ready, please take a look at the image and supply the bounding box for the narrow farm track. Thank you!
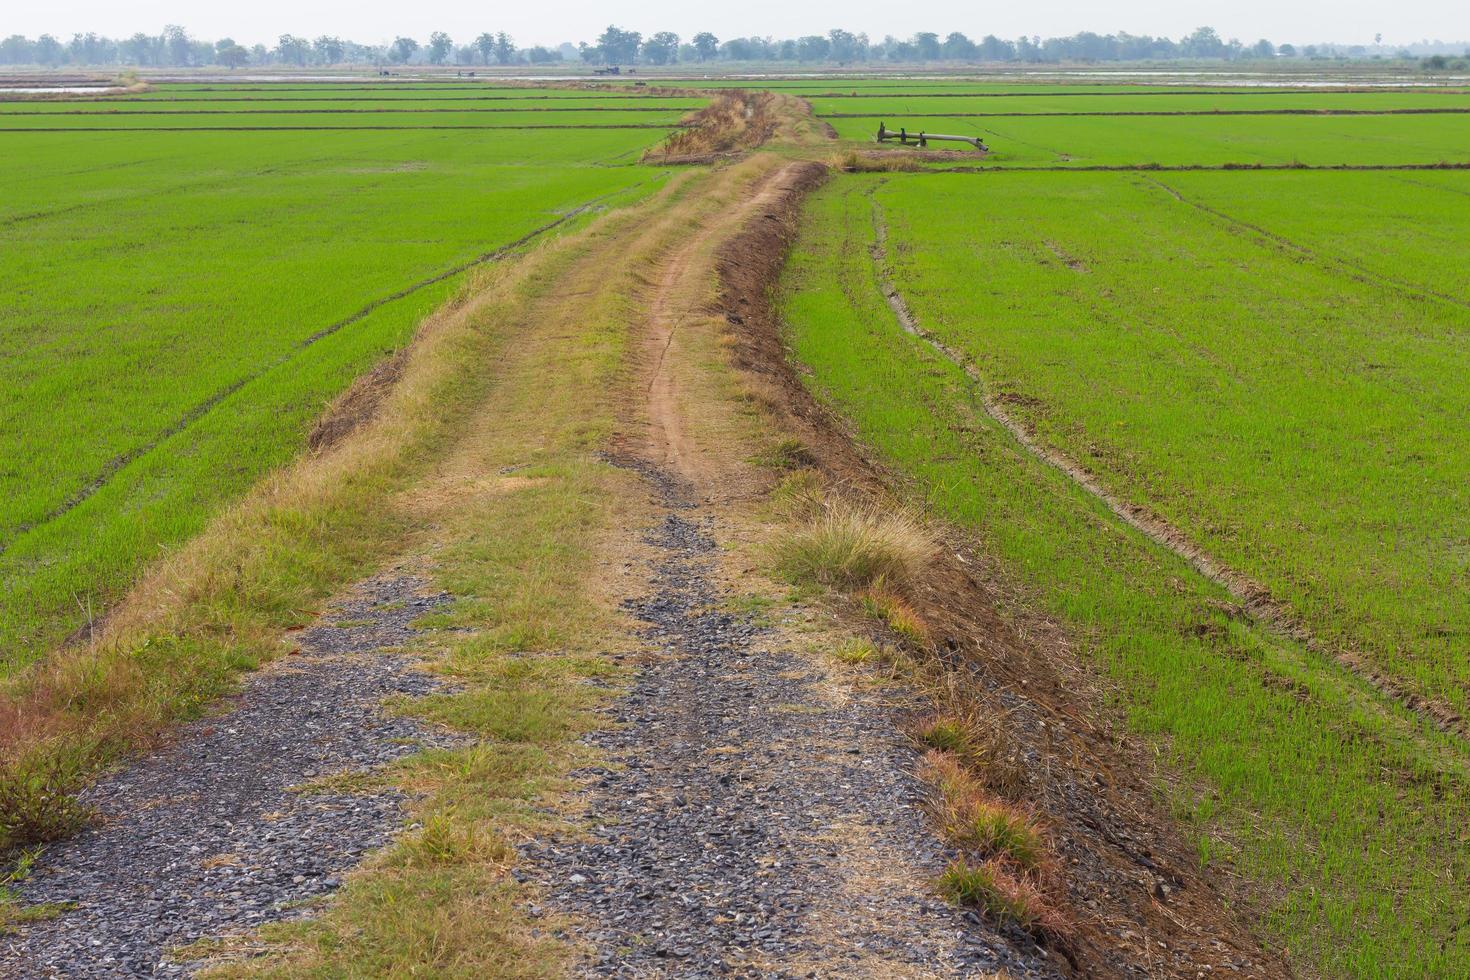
[514,160,1060,977]
[514,157,1282,978]
[864,186,1469,742]
[640,163,796,483]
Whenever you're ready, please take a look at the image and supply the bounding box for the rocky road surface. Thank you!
[0,576,456,978]
[518,468,1058,979]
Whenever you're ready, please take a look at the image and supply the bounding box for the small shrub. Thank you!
[773,500,932,591]
[0,758,91,853]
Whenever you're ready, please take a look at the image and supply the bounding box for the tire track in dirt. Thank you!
[0,181,654,559]
[642,164,799,481]
[863,184,1469,742]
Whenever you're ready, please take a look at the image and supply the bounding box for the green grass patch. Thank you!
[780,171,1470,976]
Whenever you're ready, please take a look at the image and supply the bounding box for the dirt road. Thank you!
[1,154,1283,978]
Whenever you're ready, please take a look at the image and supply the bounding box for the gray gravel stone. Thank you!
[0,575,458,978]
[519,465,1059,978]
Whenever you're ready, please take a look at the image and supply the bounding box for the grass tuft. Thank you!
[749,437,816,471]
[959,806,1046,871]
[913,712,1026,796]
[766,469,826,520]
[926,752,1047,870]
[937,858,1056,934]
[916,716,972,754]
[773,499,932,592]
[858,582,931,645]
[831,637,882,665]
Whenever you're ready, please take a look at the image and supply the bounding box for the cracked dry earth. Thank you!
[518,470,1059,979]
[0,575,458,978]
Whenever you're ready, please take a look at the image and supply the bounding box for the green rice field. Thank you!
[8,72,1470,973]
[0,82,694,667]
[780,81,1470,976]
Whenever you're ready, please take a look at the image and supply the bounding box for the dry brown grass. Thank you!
[835,150,925,173]
[773,497,933,592]
[922,753,1046,870]
[937,858,1065,936]
[923,752,1067,939]
[912,703,1027,797]
[306,350,408,452]
[643,90,779,163]
[858,582,931,646]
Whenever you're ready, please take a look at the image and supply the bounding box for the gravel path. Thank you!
[0,575,456,978]
[519,470,1058,978]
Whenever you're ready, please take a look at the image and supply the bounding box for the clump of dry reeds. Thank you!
[644,91,778,162]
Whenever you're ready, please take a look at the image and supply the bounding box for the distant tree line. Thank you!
[2,24,1466,68]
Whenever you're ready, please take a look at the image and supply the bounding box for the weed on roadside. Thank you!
[772,498,932,591]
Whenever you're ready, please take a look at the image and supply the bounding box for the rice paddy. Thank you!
[0,82,695,668]
[780,80,1470,976]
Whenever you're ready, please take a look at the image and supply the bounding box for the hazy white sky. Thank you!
[7,0,1468,49]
